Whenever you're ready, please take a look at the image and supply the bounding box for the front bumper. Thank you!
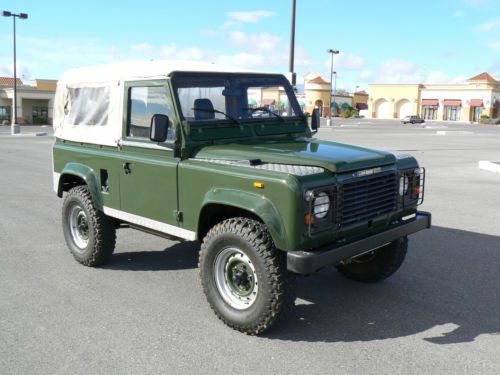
[287,211,431,274]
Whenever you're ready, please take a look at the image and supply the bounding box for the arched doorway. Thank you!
[396,99,412,118]
[374,99,391,119]
[314,99,324,117]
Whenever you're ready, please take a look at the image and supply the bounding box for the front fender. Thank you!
[59,162,102,209]
[201,188,289,250]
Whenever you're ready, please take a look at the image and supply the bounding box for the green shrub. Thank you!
[480,114,490,121]
[342,109,351,118]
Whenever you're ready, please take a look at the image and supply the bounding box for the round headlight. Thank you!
[313,192,330,219]
[399,175,409,196]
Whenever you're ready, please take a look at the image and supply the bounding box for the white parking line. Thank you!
[478,161,500,174]
[436,131,474,135]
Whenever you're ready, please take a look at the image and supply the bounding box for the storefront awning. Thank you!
[262,99,275,106]
[422,99,438,106]
[443,100,462,106]
[469,99,483,107]
[330,102,340,109]
[355,103,368,110]
[341,102,351,109]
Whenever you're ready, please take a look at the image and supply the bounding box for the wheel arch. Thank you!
[198,189,288,250]
[57,163,102,209]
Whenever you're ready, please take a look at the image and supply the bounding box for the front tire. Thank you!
[199,218,295,335]
[336,236,408,283]
[62,186,116,266]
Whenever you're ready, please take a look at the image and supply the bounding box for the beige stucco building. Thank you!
[302,72,368,116]
[368,72,499,121]
[0,77,57,125]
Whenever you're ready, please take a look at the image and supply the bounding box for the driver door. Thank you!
[118,80,179,229]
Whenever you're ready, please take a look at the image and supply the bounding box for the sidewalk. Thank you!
[0,125,51,136]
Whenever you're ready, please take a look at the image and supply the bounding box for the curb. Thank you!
[0,132,47,137]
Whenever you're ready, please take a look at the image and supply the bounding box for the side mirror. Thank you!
[150,114,169,143]
[311,108,320,133]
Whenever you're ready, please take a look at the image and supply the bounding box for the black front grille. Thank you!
[340,172,398,227]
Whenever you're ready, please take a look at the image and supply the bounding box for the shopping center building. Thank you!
[367,72,499,121]
[0,77,57,125]
[302,72,368,116]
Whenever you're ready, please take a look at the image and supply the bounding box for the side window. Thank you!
[128,86,174,141]
[64,86,110,126]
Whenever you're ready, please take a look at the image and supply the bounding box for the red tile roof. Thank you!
[308,76,328,84]
[354,90,368,95]
[0,77,23,86]
[467,72,497,82]
[262,98,276,105]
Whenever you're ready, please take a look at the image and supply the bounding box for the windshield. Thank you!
[171,73,302,123]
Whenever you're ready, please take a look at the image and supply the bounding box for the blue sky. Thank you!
[1,0,499,91]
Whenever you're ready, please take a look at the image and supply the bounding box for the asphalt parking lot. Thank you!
[1,120,499,374]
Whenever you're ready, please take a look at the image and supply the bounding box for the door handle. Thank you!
[123,162,131,174]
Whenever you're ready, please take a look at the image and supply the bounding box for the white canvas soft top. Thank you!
[58,60,256,85]
[54,60,258,146]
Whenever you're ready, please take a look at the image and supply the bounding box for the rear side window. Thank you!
[64,86,110,126]
[128,86,174,140]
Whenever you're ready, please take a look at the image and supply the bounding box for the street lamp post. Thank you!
[326,49,339,126]
[332,71,338,116]
[2,10,28,135]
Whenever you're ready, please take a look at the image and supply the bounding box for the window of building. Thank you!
[471,106,482,122]
[422,105,438,120]
[128,86,174,140]
[444,106,461,121]
[32,106,48,124]
[0,106,10,122]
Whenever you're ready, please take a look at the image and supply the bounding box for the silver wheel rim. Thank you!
[69,205,89,251]
[214,247,259,310]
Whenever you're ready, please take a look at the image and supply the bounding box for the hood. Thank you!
[193,138,396,173]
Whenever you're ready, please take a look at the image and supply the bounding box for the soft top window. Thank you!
[64,86,110,126]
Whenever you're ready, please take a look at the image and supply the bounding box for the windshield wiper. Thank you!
[244,107,284,121]
[191,107,240,124]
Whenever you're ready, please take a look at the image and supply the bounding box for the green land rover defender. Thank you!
[52,61,431,335]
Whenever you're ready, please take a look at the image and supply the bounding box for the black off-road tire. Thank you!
[336,236,408,283]
[199,217,296,335]
[62,185,116,266]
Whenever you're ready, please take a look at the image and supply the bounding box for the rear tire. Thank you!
[199,217,295,335]
[336,236,408,283]
[62,186,116,266]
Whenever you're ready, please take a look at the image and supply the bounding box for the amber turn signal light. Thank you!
[304,213,314,225]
